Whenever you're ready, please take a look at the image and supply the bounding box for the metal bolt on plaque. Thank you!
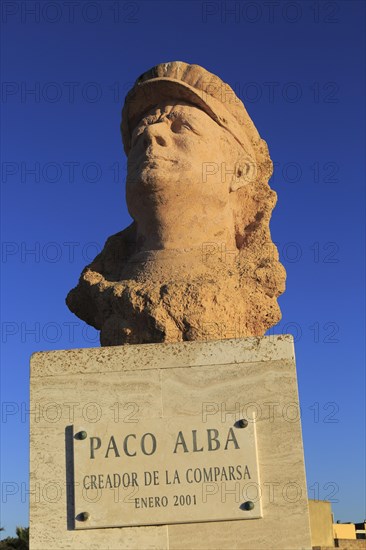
[76,512,90,522]
[74,431,87,440]
[235,419,249,428]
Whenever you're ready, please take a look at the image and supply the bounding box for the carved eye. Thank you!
[170,118,192,133]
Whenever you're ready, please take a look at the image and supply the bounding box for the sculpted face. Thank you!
[125,100,249,250]
[127,100,246,189]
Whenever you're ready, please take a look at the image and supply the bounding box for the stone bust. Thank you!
[66,62,286,346]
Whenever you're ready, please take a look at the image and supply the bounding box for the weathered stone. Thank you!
[66,62,286,346]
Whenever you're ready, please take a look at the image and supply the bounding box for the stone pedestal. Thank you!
[30,335,312,549]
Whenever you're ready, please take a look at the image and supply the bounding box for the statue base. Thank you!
[30,335,311,549]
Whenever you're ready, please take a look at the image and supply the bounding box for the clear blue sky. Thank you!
[1,0,365,538]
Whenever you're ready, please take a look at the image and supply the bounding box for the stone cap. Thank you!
[121,61,266,164]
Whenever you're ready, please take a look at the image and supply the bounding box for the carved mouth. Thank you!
[148,155,177,162]
[140,156,179,167]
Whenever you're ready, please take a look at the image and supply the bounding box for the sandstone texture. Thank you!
[66,62,286,346]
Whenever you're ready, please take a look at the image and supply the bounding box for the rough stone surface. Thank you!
[66,62,286,346]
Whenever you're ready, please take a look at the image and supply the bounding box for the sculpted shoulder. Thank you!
[65,222,138,329]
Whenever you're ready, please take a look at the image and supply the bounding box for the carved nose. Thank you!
[143,123,168,148]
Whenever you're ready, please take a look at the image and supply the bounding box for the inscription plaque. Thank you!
[72,414,262,529]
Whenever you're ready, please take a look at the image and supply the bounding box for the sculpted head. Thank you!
[66,62,286,346]
[121,62,274,251]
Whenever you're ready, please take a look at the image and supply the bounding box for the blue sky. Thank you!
[1,0,365,537]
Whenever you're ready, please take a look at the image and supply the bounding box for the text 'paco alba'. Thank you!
[89,428,240,459]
